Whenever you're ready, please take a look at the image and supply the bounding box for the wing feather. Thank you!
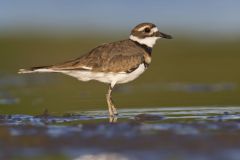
[47,39,145,73]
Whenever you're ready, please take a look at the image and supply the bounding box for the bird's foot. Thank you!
[108,107,118,117]
[108,104,118,123]
[109,115,118,123]
[106,94,118,116]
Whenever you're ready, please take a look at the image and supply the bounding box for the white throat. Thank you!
[129,35,160,48]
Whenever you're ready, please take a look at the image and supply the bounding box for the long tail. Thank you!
[18,66,54,74]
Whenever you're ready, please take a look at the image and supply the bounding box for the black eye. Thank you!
[144,28,151,33]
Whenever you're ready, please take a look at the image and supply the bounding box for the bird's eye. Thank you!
[144,28,151,33]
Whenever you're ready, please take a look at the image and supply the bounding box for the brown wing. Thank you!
[50,39,145,73]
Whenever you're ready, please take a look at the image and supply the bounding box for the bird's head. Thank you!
[129,22,172,48]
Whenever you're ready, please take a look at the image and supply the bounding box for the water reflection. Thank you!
[1,107,240,125]
[73,153,129,160]
[1,106,240,160]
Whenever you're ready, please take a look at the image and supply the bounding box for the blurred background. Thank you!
[0,0,240,115]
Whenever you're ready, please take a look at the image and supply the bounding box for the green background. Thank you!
[0,36,239,115]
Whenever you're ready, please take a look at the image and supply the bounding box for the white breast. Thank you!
[116,63,146,84]
[63,63,146,85]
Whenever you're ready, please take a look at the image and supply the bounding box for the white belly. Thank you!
[63,63,146,84]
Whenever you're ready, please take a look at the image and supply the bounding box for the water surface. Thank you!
[1,106,240,160]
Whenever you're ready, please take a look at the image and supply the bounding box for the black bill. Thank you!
[155,31,173,39]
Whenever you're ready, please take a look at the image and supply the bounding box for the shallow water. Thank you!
[1,107,240,160]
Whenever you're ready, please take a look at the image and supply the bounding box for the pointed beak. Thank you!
[155,31,173,39]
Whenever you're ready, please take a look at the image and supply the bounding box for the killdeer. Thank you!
[19,22,172,118]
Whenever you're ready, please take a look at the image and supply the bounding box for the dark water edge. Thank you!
[1,107,240,160]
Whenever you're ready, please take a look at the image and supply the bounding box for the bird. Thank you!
[18,22,172,118]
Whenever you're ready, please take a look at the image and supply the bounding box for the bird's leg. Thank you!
[109,91,118,116]
[106,85,114,117]
[106,84,118,117]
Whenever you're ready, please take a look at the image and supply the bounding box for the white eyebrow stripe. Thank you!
[137,26,149,31]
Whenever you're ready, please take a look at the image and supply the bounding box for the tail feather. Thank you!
[18,66,53,74]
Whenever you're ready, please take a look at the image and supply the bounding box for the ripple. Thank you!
[1,106,240,160]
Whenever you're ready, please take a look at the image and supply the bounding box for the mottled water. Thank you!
[1,107,240,160]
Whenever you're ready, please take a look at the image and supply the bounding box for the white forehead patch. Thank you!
[149,27,158,34]
[151,27,158,32]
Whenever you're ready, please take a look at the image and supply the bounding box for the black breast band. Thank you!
[132,41,152,56]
